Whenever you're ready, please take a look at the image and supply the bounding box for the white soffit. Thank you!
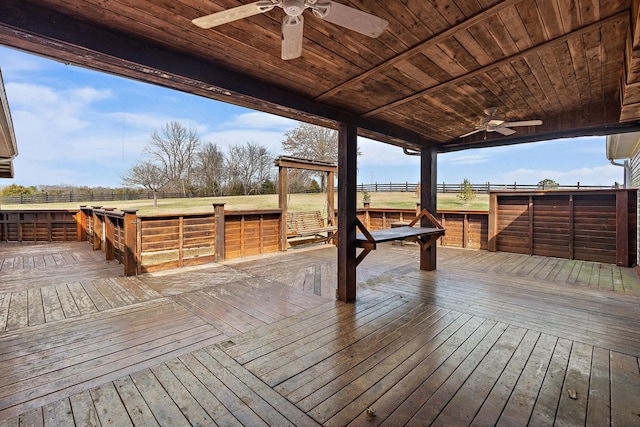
[606,133,640,160]
[0,68,17,178]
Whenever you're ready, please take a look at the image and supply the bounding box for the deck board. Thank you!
[1,242,640,425]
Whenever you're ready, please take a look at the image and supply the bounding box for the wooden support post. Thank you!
[569,195,574,259]
[178,216,184,268]
[528,196,534,255]
[278,166,288,251]
[122,209,137,276]
[105,216,115,261]
[420,146,437,271]
[616,190,629,266]
[337,122,358,302]
[214,203,226,262]
[77,207,87,242]
[488,193,497,251]
[92,207,102,251]
[327,170,335,226]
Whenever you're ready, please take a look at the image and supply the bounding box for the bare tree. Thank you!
[225,142,274,195]
[281,122,337,190]
[194,142,225,196]
[145,121,201,196]
[121,160,168,207]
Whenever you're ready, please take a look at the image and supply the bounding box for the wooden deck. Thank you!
[1,241,640,426]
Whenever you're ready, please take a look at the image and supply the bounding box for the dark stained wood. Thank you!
[2,242,640,425]
[337,122,358,302]
[0,0,638,151]
[420,146,438,270]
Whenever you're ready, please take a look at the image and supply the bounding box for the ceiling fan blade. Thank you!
[504,120,543,127]
[282,15,304,60]
[192,1,275,29]
[496,127,517,136]
[314,1,388,38]
[460,128,484,138]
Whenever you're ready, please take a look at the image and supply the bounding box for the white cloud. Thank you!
[495,164,623,186]
[0,49,48,76]
[219,112,297,130]
[441,153,492,165]
[357,138,420,167]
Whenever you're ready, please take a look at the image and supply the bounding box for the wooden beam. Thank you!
[440,118,640,153]
[0,0,435,150]
[314,0,522,102]
[420,146,437,271]
[337,122,358,302]
[362,10,629,118]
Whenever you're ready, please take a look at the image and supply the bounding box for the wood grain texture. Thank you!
[1,243,640,425]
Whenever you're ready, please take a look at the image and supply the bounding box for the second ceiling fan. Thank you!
[192,0,389,60]
[460,107,543,138]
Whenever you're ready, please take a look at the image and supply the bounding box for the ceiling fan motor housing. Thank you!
[283,0,306,16]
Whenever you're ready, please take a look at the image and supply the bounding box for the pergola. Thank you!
[1,1,640,301]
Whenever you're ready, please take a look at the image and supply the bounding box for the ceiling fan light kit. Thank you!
[460,107,543,138]
[193,1,389,60]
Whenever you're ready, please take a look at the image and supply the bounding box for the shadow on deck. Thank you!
[0,241,639,426]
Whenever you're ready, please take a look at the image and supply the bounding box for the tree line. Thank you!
[121,121,338,206]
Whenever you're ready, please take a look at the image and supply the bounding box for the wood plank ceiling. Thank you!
[1,0,640,153]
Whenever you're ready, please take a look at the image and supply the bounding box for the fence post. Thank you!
[91,207,102,250]
[77,206,87,242]
[488,193,498,251]
[616,191,629,266]
[213,203,226,262]
[104,211,115,261]
[577,181,580,189]
[122,209,138,276]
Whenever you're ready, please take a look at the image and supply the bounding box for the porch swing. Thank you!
[275,156,337,247]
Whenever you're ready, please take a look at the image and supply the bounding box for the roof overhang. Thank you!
[0,68,17,178]
[606,133,640,160]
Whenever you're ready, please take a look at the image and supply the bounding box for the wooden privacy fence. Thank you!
[78,204,282,275]
[1,189,637,275]
[0,209,80,242]
[357,206,489,250]
[359,189,637,266]
[488,190,637,266]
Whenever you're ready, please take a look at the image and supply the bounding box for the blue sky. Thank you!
[0,45,625,188]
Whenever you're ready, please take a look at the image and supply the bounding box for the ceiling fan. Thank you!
[192,0,389,60]
[460,107,543,138]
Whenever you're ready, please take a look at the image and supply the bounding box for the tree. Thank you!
[281,123,338,191]
[145,121,201,196]
[121,161,169,207]
[0,184,37,196]
[457,178,476,204]
[537,178,560,189]
[225,142,274,195]
[194,142,225,196]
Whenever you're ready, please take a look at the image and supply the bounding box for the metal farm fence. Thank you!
[0,182,617,205]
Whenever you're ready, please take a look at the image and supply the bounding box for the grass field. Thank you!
[0,192,489,215]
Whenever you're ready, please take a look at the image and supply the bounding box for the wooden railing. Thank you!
[0,209,80,242]
[357,206,489,250]
[76,204,283,275]
[3,189,636,275]
[488,190,637,266]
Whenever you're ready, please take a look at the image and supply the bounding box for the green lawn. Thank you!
[0,192,489,215]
